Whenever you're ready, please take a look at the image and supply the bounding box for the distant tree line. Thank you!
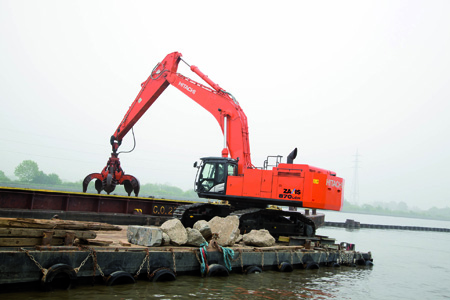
[342,200,450,222]
[13,160,62,185]
[139,183,198,200]
[0,159,199,200]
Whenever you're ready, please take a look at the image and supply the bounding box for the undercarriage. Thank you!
[172,203,318,238]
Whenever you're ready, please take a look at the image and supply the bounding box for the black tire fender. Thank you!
[332,262,341,268]
[244,265,262,274]
[151,268,176,282]
[207,264,229,277]
[306,262,320,270]
[106,271,136,286]
[304,224,315,237]
[278,262,294,272]
[41,263,77,291]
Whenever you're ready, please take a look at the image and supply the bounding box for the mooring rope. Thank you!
[220,246,235,271]
[170,248,177,274]
[295,250,304,264]
[199,242,209,277]
[261,251,265,270]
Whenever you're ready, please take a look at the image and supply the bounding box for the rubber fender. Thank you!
[365,260,374,266]
[41,263,77,291]
[106,271,135,286]
[305,262,320,270]
[151,268,177,282]
[356,259,365,265]
[207,264,229,277]
[332,263,341,268]
[278,262,294,272]
[244,266,262,274]
[304,225,315,237]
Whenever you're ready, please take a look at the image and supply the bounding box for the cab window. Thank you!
[228,164,237,176]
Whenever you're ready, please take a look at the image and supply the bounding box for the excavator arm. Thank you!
[166,69,253,172]
[111,52,181,145]
[83,52,252,196]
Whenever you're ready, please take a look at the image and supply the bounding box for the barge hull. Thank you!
[0,187,194,225]
[0,246,372,286]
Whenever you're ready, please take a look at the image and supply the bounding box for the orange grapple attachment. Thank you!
[82,153,140,196]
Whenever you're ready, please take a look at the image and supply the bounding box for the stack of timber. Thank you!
[0,217,121,247]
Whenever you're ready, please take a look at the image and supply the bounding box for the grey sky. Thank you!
[1,1,449,209]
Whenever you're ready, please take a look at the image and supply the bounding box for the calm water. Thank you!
[2,212,450,299]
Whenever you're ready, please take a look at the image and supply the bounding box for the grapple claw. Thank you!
[82,154,140,196]
[82,176,91,193]
[123,177,140,197]
[94,179,103,194]
[83,173,104,194]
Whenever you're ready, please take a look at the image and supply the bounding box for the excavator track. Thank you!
[172,203,232,229]
[230,208,316,238]
[173,203,316,238]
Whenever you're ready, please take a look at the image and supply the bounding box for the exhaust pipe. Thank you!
[287,148,298,164]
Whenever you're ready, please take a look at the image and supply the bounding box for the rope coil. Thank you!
[197,241,236,276]
[221,246,235,272]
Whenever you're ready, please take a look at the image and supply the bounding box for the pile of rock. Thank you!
[127,215,275,248]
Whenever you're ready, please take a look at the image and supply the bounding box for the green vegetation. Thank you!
[139,183,198,199]
[342,200,450,222]
[14,160,62,185]
[0,170,10,182]
[1,159,199,200]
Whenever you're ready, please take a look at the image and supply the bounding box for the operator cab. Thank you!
[194,157,238,196]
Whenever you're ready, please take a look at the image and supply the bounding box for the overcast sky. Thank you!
[1,0,449,209]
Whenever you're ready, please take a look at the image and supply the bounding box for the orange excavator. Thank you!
[83,52,344,237]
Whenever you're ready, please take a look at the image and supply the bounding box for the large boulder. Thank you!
[193,220,212,240]
[186,228,207,246]
[127,225,162,247]
[161,232,171,246]
[243,229,275,247]
[208,215,240,246]
[236,234,243,243]
[160,219,188,246]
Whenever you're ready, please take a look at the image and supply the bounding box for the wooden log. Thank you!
[84,239,113,246]
[249,245,305,251]
[119,240,131,247]
[0,218,121,231]
[35,245,80,251]
[0,228,97,239]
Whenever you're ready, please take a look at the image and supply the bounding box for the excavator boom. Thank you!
[113,52,181,143]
